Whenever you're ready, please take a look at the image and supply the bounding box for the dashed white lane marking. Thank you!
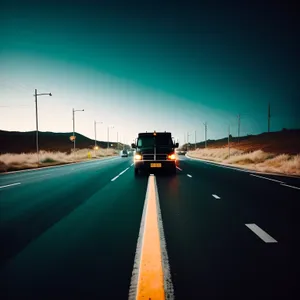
[111,167,130,181]
[119,167,130,176]
[0,182,21,189]
[176,166,182,171]
[131,163,134,166]
[245,224,278,243]
[249,174,284,184]
[280,183,300,190]
[187,174,192,178]
[212,194,221,199]
[111,175,119,181]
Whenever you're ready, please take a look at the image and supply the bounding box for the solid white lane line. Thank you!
[187,174,192,178]
[212,194,221,199]
[0,182,21,189]
[245,224,278,243]
[281,183,300,190]
[111,175,119,181]
[176,166,182,171]
[250,174,284,184]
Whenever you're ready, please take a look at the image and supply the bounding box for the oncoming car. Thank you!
[131,131,179,175]
[120,149,128,157]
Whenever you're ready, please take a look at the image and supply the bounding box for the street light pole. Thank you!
[94,120,96,148]
[107,126,114,151]
[94,121,103,148]
[34,89,52,166]
[72,108,84,158]
[73,108,75,153]
[35,89,39,165]
[237,114,240,143]
[228,124,231,158]
[117,132,119,151]
[203,122,207,148]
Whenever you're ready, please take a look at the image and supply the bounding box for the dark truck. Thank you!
[131,131,179,175]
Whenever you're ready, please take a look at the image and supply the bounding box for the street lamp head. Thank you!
[49,93,52,96]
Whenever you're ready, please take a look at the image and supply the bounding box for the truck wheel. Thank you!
[134,168,139,176]
[170,165,177,175]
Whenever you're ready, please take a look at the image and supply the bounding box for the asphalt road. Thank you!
[0,155,299,299]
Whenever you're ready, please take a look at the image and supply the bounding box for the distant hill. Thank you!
[0,130,127,154]
[182,129,300,155]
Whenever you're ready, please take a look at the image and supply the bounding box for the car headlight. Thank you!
[134,154,142,160]
[168,154,176,160]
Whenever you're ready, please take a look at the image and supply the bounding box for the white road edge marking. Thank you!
[186,155,250,173]
[250,174,284,184]
[212,194,221,199]
[0,182,21,189]
[176,166,182,171]
[128,175,174,300]
[245,224,278,243]
[187,174,192,178]
[281,183,300,190]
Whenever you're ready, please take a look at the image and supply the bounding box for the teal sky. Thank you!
[1,0,299,145]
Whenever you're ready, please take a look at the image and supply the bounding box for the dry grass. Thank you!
[188,148,300,176]
[0,148,118,172]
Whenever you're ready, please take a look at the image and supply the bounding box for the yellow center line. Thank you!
[136,175,165,299]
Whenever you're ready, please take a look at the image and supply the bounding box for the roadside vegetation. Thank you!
[187,148,300,176]
[0,148,118,172]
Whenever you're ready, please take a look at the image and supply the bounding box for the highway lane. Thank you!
[0,156,145,299]
[0,155,299,299]
[159,155,299,299]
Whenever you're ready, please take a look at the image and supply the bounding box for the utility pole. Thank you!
[73,108,75,153]
[35,89,39,165]
[94,121,97,148]
[34,89,52,166]
[107,127,109,150]
[117,132,119,151]
[268,103,271,133]
[237,114,240,143]
[203,122,207,148]
[107,126,114,151]
[228,124,230,158]
[72,108,84,158]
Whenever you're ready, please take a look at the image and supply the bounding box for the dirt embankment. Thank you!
[0,148,118,173]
